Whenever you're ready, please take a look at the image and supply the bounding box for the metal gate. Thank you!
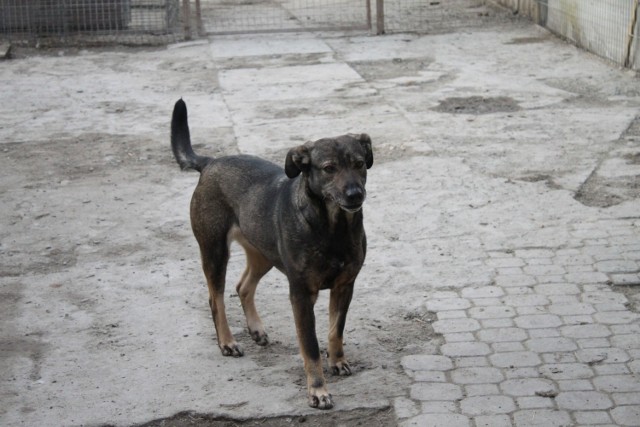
[195,0,373,35]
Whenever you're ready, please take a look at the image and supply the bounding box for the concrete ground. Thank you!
[1,9,640,427]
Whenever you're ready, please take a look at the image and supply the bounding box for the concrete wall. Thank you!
[490,0,640,70]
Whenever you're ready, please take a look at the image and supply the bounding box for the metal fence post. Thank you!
[376,0,385,34]
[182,0,192,40]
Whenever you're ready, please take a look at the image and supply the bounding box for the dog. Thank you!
[170,99,373,409]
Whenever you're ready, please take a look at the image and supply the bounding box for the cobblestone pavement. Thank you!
[396,230,640,427]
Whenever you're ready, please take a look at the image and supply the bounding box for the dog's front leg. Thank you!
[328,282,354,376]
[290,289,333,409]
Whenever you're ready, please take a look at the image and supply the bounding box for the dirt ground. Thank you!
[2,10,640,427]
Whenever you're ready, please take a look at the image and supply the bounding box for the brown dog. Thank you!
[170,99,372,409]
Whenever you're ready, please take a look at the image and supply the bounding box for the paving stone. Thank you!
[469,306,516,319]
[565,271,610,283]
[502,294,549,307]
[481,318,515,328]
[610,323,640,334]
[437,310,467,319]
[557,379,594,391]
[629,360,640,373]
[506,286,535,295]
[474,414,512,427]
[576,348,630,364]
[610,405,640,426]
[560,324,611,339]
[420,401,457,413]
[593,375,640,392]
[459,395,516,416]
[516,396,555,409]
[495,275,537,287]
[539,363,594,380]
[548,303,596,315]
[492,342,525,352]
[527,257,553,266]
[402,355,453,372]
[534,283,580,295]
[555,253,595,266]
[433,318,480,334]
[548,294,580,304]
[441,342,491,357]
[454,356,489,368]
[461,286,505,298]
[526,337,578,353]
[528,328,560,338]
[450,367,504,384]
[556,391,613,410]
[515,314,562,329]
[612,392,640,405]
[517,306,543,315]
[504,367,540,379]
[515,249,555,259]
[610,273,640,285]
[597,302,634,311]
[524,264,566,276]
[593,311,639,324]
[610,334,640,350]
[513,409,572,427]
[465,383,499,396]
[487,257,526,268]
[577,338,611,349]
[573,410,612,425]
[426,298,471,311]
[594,363,630,375]
[410,382,463,401]
[477,327,528,343]
[472,297,503,306]
[412,371,447,382]
[537,274,566,284]
[541,352,576,364]
[400,413,470,427]
[444,332,475,342]
[563,315,596,325]
[489,351,542,368]
[497,267,524,275]
[582,291,628,304]
[596,259,638,273]
[500,378,557,397]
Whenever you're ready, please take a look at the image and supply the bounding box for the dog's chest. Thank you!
[314,243,364,290]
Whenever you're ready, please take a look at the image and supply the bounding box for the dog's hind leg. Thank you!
[199,240,243,357]
[236,242,272,346]
[328,283,354,376]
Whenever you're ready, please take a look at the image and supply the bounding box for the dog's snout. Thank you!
[345,185,364,204]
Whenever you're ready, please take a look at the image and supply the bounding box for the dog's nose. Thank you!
[345,186,364,205]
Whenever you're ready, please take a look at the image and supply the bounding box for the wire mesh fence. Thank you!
[1,0,638,71]
[494,0,640,70]
[538,0,638,68]
[381,0,507,34]
[197,0,372,34]
[0,0,183,45]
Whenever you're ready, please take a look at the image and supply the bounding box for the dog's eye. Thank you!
[354,160,365,169]
[323,165,337,174]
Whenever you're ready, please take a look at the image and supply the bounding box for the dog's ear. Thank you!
[358,133,374,169]
[285,145,310,178]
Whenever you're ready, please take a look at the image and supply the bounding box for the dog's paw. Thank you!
[220,342,244,357]
[249,329,269,346]
[330,360,352,376]
[308,389,333,410]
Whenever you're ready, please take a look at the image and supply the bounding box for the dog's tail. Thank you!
[171,99,213,173]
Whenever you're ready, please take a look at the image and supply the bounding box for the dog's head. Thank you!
[285,134,373,213]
